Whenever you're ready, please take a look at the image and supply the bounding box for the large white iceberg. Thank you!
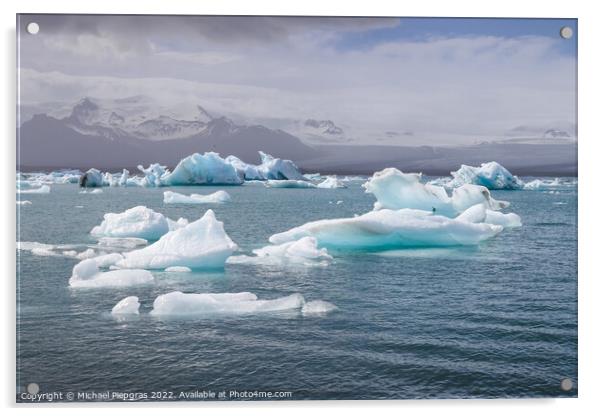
[160,152,243,186]
[116,209,238,269]
[363,168,508,216]
[448,162,524,190]
[163,190,231,204]
[226,151,305,181]
[227,236,332,267]
[90,206,187,240]
[269,208,503,250]
[150,291,305,316]
[265,180,316,189]
[69,258,153,288]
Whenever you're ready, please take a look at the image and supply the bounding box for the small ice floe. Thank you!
[69,258,153,288]
[163,190,231,204]
[316,176,347,189]
[265,180,316,188]
[302,300,337,316]
[150,291,305,316]
[17,200,32,205]
[336,200,343,205]
[91,206,187,240]
[97,237,148,250]
[165,266,192,272]
[363,168,509,216]
[116,209,237,270]
[79,188,103,194]
[227,237,332,267]
[75,205,84,209]
[16,185,50,194]
[553,202,567,205]
[111,296,141,315]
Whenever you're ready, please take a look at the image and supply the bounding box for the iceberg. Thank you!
[163,190,231,204]
[17,200,32,205]
[363,168,508,216]
[455,203,522,228]
[161,152,243,186]
[116,209,238,270]
[111,296,141,315]
[316,176,347,189]
[69,258,153,288]
[79,168,104,188]
[137,163,167,187]
[90,206,187,240]
[16,185,50,194]
[522,178,574,190]
[448,162,524,190]
[226,151,305,181]
[150,291,305,316]
[265,180,316,188]
[269,208,503,250]
[227,236,333,267]
[302,300,337,316]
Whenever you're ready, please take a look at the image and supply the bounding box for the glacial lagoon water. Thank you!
[16,179,577,400]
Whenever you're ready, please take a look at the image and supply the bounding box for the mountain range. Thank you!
[17,97,577,176]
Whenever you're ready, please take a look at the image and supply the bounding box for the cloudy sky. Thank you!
[17,15,577,145]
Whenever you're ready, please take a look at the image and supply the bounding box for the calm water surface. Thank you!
[16,179,577,400]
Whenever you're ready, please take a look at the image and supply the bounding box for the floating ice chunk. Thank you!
[91,252,125,268]
[150,291,305,316]
[265,180,316,188]
[449,162,523,190]
[456,204,522,228]
[75,248,97,259]
[111,296,141,315]
[80,188,103,194]
[97,237,148,250]
[523,178,566,190]
[227,237,332,267]
[336,200,343,205]
[257,151,305,180]
[79,168,104,188]
[165,266,192,272]
[69,258,153,288]
[269,208,503,250]
[302,300,337,316]
[91,206,183,240]
[363,168,508,216]
[317,176,347,189]
[17,200,32,205]
[167,217,189,231]
[137,163,167,187]
[163,190,231,204]
[162,152,243,186]
[116,210,238,270]
[17,185,50,194]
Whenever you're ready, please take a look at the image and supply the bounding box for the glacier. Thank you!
[227,236,333,267]
[111,296,141,315]
[90,206,187,240]
[69,258,153,288]
[448,162,524,190]
[363,168,508,216]
[269,208,504,250]
[150,291,305,316]
[116,209,238,270]
[163,190,231,204]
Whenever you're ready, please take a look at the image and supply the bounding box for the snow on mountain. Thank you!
[57,96,224,141]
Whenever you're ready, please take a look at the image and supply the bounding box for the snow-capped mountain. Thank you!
[62,97,220,141]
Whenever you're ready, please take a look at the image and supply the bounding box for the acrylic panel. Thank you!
[16,14,577,402]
